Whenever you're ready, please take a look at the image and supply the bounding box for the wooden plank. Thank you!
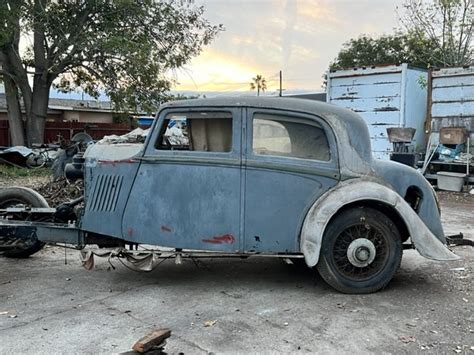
[132,329,171,353]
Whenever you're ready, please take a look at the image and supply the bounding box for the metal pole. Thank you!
[467,136,470,189]
[279,70,282,97]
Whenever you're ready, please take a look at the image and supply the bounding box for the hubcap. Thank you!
[347,238,376,267]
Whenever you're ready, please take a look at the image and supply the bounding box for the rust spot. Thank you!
[127,228,134,237]
[98,159,135,166]
[161,225,172,233]
[202,234,235,244]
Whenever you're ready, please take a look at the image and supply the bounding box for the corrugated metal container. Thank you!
[429,66,474,136]
[327,64,428,160]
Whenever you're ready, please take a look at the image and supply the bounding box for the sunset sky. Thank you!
[174,0,405,95]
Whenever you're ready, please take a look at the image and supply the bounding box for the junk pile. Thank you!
[436,143,472,163]
[37,177,84,207]
[0,146,58,168]
[95,123,188,146]
[97,127,149,144]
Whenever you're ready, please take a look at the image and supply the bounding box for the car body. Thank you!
[1,97,459,293]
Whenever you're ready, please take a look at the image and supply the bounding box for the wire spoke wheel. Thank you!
[332,224,389,281]
[317,207,402,294]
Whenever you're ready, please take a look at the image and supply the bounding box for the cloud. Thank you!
[176,0,404,92]
[281,0,297,71]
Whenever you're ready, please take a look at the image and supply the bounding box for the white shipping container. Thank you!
[429,66,474,135]
[327,64,428,160]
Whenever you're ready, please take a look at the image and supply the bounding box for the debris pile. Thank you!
[37,177,84,207]
[97,127,149,144]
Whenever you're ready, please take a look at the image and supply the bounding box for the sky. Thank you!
[1,0,406,100]
[174,0,405,95]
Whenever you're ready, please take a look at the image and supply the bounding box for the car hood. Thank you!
[84,143,143,166]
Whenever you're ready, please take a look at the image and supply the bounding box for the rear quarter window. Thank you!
[252,113,330,161]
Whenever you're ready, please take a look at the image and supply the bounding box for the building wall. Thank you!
[1,110,113,124]
[62,110,113,123]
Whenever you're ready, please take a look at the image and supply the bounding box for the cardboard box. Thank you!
[439,127,468,145]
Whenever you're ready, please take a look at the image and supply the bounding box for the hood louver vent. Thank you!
[87,174,124,212]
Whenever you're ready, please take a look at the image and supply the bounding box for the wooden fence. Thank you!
[0,121,131,146]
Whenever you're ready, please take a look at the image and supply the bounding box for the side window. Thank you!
[252,113,330,161]
[156,111,232,152]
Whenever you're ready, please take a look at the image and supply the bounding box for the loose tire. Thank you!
[317,207,402,294]
[0,187,49,258]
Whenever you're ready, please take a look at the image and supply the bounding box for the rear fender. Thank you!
[301,180,459,267]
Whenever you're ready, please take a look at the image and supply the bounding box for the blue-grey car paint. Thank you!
[80,97,446,254]
[123,107,242,251]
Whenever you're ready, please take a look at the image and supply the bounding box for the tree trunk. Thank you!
[27,75,50,145]
[3,74,25,146]
[25,0,50,146]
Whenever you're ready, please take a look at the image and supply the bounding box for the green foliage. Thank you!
[417,74,428,89]
[250,75,267,96]
[43,1,222,112]
[332,0,473,70]
[0,165,51,177]
[331,32,441,69]
[400,0,473,67]
[1,0,222,114]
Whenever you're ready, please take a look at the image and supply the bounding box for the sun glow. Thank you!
[175,49,270,92]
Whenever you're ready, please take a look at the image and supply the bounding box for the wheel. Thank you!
[0,187,49,258]
[25,152,46,168]
[317,207,402,294]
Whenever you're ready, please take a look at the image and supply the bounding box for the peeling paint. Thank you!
[202,234,235,244]
[161,225,172,233]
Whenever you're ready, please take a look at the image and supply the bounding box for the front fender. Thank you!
[301,179,459,267]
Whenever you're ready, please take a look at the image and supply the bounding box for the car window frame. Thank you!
[245,108,339,175]
[143,107,241,163]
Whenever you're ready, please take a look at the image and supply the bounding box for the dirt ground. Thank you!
[0,174,473,354]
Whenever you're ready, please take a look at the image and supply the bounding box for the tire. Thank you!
[25,153,46,169]
[0,187,49,258]
[317,207,402,294]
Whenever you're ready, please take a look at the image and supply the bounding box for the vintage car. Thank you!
[0,97,459,293]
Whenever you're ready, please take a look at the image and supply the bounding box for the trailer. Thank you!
[327,64,428,160]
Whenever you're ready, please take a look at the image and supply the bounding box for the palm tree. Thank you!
[250,75,267,96]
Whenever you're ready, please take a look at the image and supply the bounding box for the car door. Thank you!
[122,107,242,252]
[243,108,340,253]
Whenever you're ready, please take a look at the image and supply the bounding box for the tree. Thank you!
[399,0,473,67]
[0,1,222,146]
[331,0,473,71]
[0,2,27,146]
[250,75,267,96]
[331,33,442,69]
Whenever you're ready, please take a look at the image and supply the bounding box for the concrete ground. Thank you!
[0,194,473,353]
